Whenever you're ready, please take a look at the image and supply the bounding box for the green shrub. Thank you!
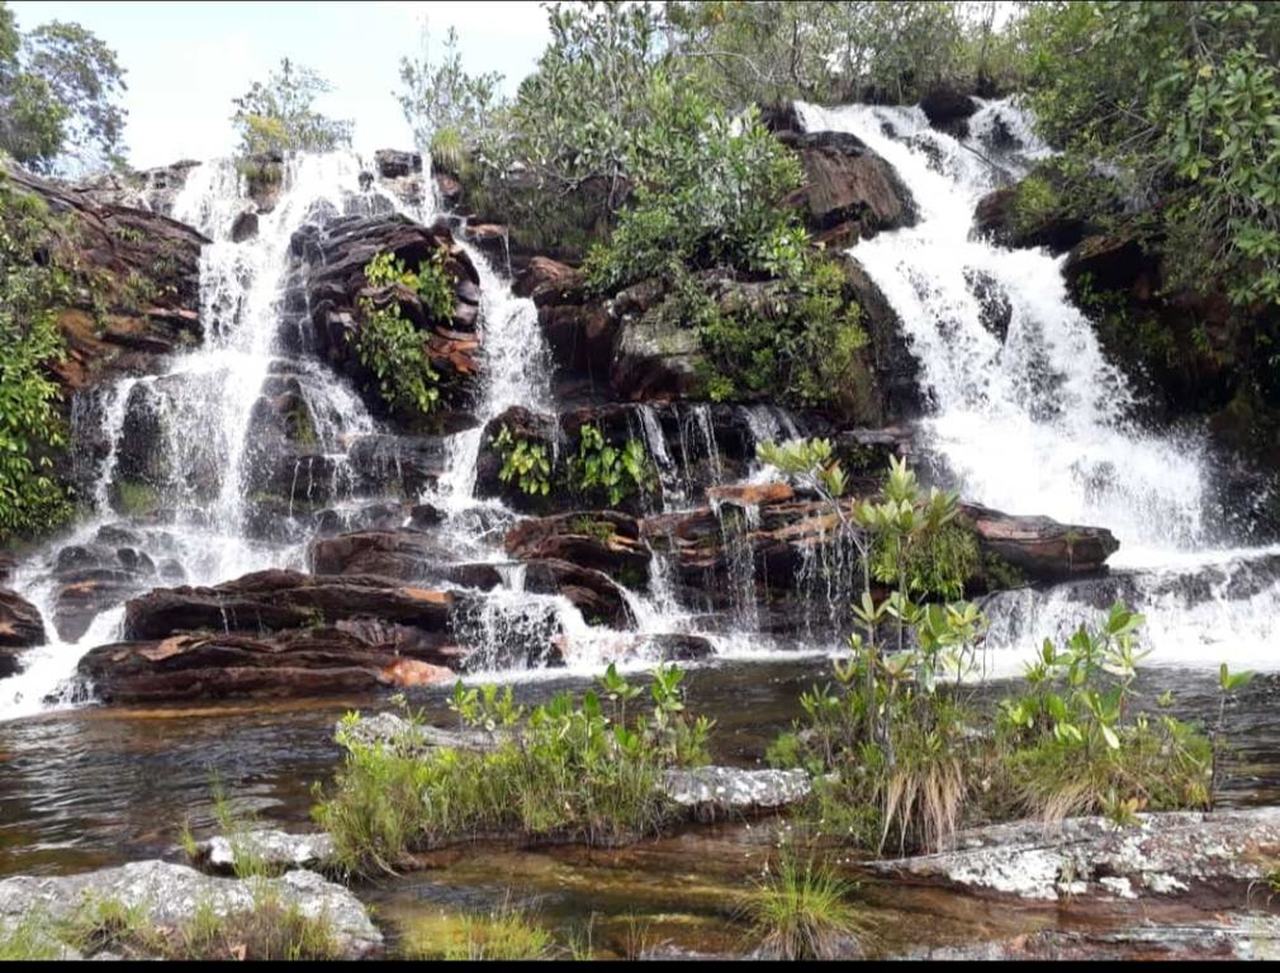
[401,902,554,961]
[313,665,712,875]
[492,424,552,497]
[0,176,73,542]
[871,520,980,601]
[354,301,439,418]
[741,854,868,961]
[571,423,654,507]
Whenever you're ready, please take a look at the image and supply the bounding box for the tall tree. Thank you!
[230,57,353,156]
[0,1,128,173]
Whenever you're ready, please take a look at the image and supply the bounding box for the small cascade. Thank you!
[797,97,1280,670]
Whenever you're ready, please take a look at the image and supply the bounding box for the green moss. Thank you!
[400,906,555,961]
[568,516,617,542]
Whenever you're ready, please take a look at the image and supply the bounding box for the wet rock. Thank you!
[373,149,421,180]
[0,860,381,960]
[871,807,1280,902]
[514,256,587,306]
[778,129,917,246]
[609,284,707,401]
[409,502,445,529]
[122,568,460,641]
[1063,232,1149,294]
[919,86,979,137]
[903,918,1280,961]
[334,711,500,755]
[301,212,482,415]
[308,529,452,580]
[960,503,1119,581]
[1,167,207,397]
[474,406,559,512]
[637,633,715,662]
[79,624,460,702]
[344,433,448,498]
[522,558,636,629]
[190,829,336,876]
[0,589,45,677]
[505,512,650,585]
[707,482,795,509]
[841,257,923,419]
[52,567,152,642]
[661,767,812,818]
[965,268,1013,341]
[230,208,259,242]
[463,223,509,265]
[973,186,1086,254]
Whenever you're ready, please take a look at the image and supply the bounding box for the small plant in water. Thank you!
[742,852,868,960]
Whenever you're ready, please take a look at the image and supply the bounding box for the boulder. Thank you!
[779,130,917,246]
[300,213,482,416]
[189,829,336,876]
[308,529,452,580]
[229,208,259,242]
[0,861,381,960]
[609,285,707,401]
[505,511,650,584]
[0,588,45,677]
[474,406,559,512]
[522,558,636,629]
[79,625,460,702]
[973,186,1086,254]
[513,256,587,306]
[960,503,1119,582]
[334,711,500,755]
[1,166,207,398]
[871,807,1280,903]
[660,767,812,819]
[919,86,979,136]
[1063,232,1149,294]
[122,569,459,641]
[373,149,421,180]
[841,257,924,419]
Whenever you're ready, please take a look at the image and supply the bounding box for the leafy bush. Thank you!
[0,175,72,541]
[571,423,654,506]
[354,250,450,418]
[313,664,712,875]
[492,424,552,497]
[1017,0,1280,308]
[741,854,868,961]
[995,603,1213,821]
[230,57,352,156]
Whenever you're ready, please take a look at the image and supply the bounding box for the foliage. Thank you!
[0,908,65,960]
[230,57,353,157]
[475,0,666,236]
[363,248,454,323]
[665,1,1012,106]
[396,25,503,173]
[741,853,867,961]
[493,424,552,497]
[314,664,711,875]
[1017,0,1280,308]
[995,603,1213,821]
[571,423,653,506]
[354,250,446,418]
[401,901,555,961]
[0,3,128,172]
[0,174,72,541]
[583,78,804,293]
[871,521,980,601]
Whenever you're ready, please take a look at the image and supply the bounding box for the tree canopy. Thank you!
[0,1,127,173]
[230,57,353,157]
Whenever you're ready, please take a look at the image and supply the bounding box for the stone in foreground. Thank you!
[0,860,381,960]
[190,829,337,876]
[661,766,811,818]
[872,807,1280,901]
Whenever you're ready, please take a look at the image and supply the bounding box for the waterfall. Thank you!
[797,98,1280,670]
[0,151,391,718]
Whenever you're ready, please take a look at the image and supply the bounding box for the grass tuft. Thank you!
[742,855,868,961]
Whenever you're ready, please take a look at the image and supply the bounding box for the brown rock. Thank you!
[513,256,587,306]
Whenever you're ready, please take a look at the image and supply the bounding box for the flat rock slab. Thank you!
[904,915,1280,961]
[191,829,336,875]
[661,767,811,816]
[0,860,381,960]
[872,807,1280,901]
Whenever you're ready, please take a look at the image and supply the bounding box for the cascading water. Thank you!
[1,152,392,718]
[797,98,1280,670]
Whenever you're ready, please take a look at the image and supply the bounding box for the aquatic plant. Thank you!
[314,664,711,875]
[741,854,868,961]
[400,898,554,961]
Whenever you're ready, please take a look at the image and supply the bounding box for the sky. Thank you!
[8,1,552,168]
